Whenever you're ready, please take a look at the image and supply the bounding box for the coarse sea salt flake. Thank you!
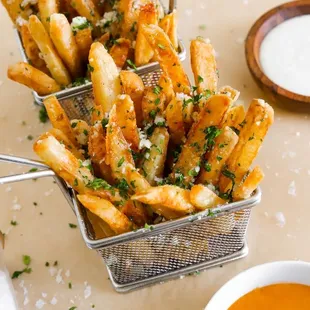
[84,282,92,299]
[288,181,297,196]
[50,297,58,305]
[275,212,286,227]
[35,299,45,309]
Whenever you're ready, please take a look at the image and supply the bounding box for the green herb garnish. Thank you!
[69,223,77,228]
[117,157,125,167]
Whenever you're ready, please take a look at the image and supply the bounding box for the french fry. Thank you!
[38,0,59,32]
[219,99,274,193]
[131,185,194,215]
[70,0,100,26]
[141,127,169,185]
[91,103,104,124]
[166,97,186,145]
[121,200,148,227]
[75,27,93,63]
[89,42,121,114]
[1,0,30,24]
[190,184,225,211]
[115,95,140,152]
[43,96,78,147]
[198,126,239,185]
[20,23,49,75]
[158,74,174,104]
[77,194,134,234]
[7,62,60,95]
[120,71,144,127]
[219,86,240,102]
[28,15,72,86]
[141,24,191,94]
[135,3,157,67]
[59,0,78,21]
[233,166,264,201]
[48,128,84,159]
[70,119,90,147]
[190,37,218,94]
[97,32,110,46]
[109,38,131,69]
[141,86,165,123]
[159,9,178,50]
[221,104,246,131]
[171,94,232,185]
[50,13,82,78]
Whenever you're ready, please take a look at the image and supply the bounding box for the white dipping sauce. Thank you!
[260,15,310,96]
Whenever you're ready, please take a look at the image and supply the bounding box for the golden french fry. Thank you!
[70,119,90,147]
[43,96,78,147]
[97,32,110,46]
[221,104,246,131]
[115,95,140,152]
[71,0,100,25]
[141,24,191,94]
[233,166,264,201]
[7,62,60,95]
[131,185,194,215]
[171,94,232,185]
[135,3,157,67]
[28,15,71,86]
[38,0,59,32]
[75,27,93,63]
[48,128,84,159]
[1,0,30,25]
[190,184,225,211]
[50,13,82,78]
[219,99,274,193]
[20,23,49,75]
[166,97,186,145]
[141,86,165,123]
[158,74,174,104]
[59,0,78,21]
[190,37,218,93]
[77,194,134,234]
[121,200,148,227]
[109,38,131,69]
[141,127,169,185]
[159,9,177,50]
[89,42,121,114]
[219,86,240,102]
[120,71,144,127]
[198,126,239,186]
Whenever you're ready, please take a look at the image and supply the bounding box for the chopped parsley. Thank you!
[69,307,77,310]
[221,168,235,181]
[115,178,130,198]
[87,64,94,72]
[198,24,206,30]
[23,255,31,266]
[71,77,90,87]
[27,135,33,141]
[69,223,77,228]
[219,143,227,148]
[248,134,255,141]
[230,126,240,135]
[83,129,88,136]
[33,202,38,206]
[130,180,136,188]
[126,59,137,71]
[87,178,113,191]
[188,167,199,177]
[239,119,247,128]
[29,168,38,173]
[101,118,108,129]
[130,21,136,32]
[68,282,72,289]
[204,162,212,172]
[45,262,49,267]
[10,220,17,226]
[216,156,222,162]
[158,43,165,50]
[149,109,157,119]
[71,122,78,128]
[39,106,48,123]
[144,223,154,230]
[117,157,125,167]
[154,97,160,105]
[153,85,162,95]
[73,178,78,186]
[11,255,32,279]
[203,126,221,151]
[53,261,58,266]
[72,18,91,34]
[197,75,204,83]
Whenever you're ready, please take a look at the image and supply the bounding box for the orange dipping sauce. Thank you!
[229,283,310,310]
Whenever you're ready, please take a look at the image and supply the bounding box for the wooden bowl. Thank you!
[245,1,310,105]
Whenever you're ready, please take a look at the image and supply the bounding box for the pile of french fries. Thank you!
[3,0,177,95]
[32,24,274,236]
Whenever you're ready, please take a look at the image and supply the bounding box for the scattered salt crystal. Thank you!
[35,299,45,309]
[56,269,64,284]
[19,280,29,306]
[282,151,296,159]
[235,37,245,44]
[84,282,92,299]
[275,212,286,227]
[288,181,297,196]
[44,188,54,196]
[49,267,57,277]
[12,203,22,211]
[118,94,126,100]
[290,168,301,174]
[185,9,192,16]
[65,270,70,277]
[154,176,163,183]
[41,292,47,298]
[50,297,58,305]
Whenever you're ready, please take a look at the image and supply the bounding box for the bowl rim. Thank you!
[206,260,310,309]
[245,0,310,104]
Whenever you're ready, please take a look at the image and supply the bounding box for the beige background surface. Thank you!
[1,0,310,309]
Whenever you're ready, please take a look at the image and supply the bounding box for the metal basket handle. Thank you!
[168,0,176,13]
[0,154,75,212]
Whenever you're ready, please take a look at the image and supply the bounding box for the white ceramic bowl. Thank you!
[206,261,310,310]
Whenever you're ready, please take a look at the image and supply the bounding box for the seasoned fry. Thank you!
[221,104,246,131]
[120,71,144,127]
[135,3,157,67]
[198,126,239,185]
[7,62,60,95]
[219,86,240,102]
[131,185,194,215]
[20,23,49,74]
[50,13,82,78]
[77,194,133,234]
[171,94,232,185]
[89,42,121,114]
[75,27,93,63]
[38,0,59,32]
[28,15,71,86]
[70,0,100,26]
[121,200,148,227]
[219,99,274,193]
[142,24,191,94]
[115,95,140,152]
[1,0,30,24]
[141,127,169,185]
[70,119,90,147]
[159,10,178,50]
[59,0,78,21]
[158,74,174,104]
[166,97,186,145]
[190,184,225,211]
[233,166,264,201]
[97,32,110,46]
[190,37,218,94]
[109,38,131,69]
[141,86,165,123]
[43,96,78,147]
